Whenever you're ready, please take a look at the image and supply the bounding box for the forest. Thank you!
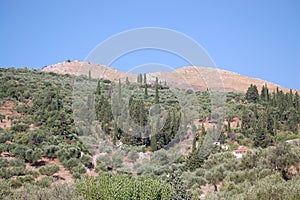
[0,67,299,199]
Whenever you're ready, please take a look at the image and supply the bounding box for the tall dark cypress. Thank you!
[155,77,159,104]
[96,80,101,95]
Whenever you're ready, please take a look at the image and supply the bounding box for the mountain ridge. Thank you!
[42,60,294,93]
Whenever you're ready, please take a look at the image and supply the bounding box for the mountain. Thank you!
[42,60,136,82]
[43,60,291,93]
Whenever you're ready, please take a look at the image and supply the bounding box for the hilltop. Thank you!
[42,60,291,93]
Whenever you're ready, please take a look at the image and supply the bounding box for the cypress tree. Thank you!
[254,112,270,148]
[155,77,159,104]
[126,77,130,86]
[150,135,157,151]
[118,79,122,101]
[192,137,197,152]
[113,121,118,144]
[143,73,147,85]
[96,80,101,95]
[261,85,265,100]
[246,84,259,103]
[55,89,61,111]
[227,119,231,133]
[201,123,206,135]
[144,83,148,99]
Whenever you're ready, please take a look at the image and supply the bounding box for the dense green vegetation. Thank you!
[0,67,299,199]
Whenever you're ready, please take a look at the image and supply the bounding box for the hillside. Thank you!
[0,67,300,199]
[42,60,136,82]
[42,60,291,93]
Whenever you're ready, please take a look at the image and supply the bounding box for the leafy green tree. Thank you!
[266,143,300,181]
[202,152,238,191]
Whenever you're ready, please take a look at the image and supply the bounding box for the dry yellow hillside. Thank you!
[42,61,293,93]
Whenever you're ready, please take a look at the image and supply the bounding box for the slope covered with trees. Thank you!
[0,67,299,199]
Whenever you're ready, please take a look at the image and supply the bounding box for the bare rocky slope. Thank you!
[43,61,293,93]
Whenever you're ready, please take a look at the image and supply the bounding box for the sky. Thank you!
[0,0,299,89]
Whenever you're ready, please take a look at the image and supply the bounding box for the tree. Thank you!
[144,83,148,99]
[205,165,226,192]
[150,135,157,151]
[125,77,130,86]
[203,153,237,192]
[261,84,269,102]
[96,80,101,95]
[246,84,259,103]
[143,73,147,84]
[118,79,122,102]
[266,143,300,181]
[168,172,192,200]
[113,122,118,144]
[137,73,143,83]
[155,77,159,104]
[201,123,206,135]
[254,112,271,148]
[285,107,298,133]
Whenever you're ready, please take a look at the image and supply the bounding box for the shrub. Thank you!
[39,165,60,176]
[44,145,59,159]
[16,175,35,183]
[9,179,23,189]
[24,169,40,178]
[35,176,54,188]
[0,158,9,168]
[13,132,29,145]
[72,164,86,174]
[63,158,79,170]
[11,145,29,159]
[0,168,12,179]
[25,148,42,165]
[0,132,13,143]
[8,183,82,200]
[0,114,5,122]
[0,180,12,199]
[11,124,29,132]
[72,172,82,179]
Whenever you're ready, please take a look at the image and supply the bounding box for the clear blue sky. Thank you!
[0,0,299,89]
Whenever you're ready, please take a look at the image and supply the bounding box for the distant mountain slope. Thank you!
[42,60,136,82]
[42,61,291,93]
[151,66,291,93]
